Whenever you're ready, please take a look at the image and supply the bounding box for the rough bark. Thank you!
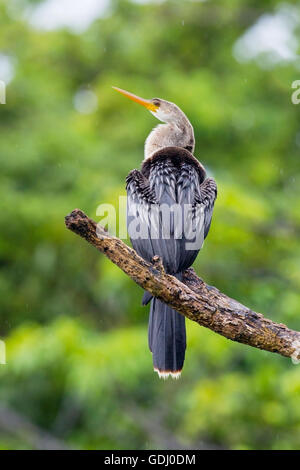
[65,209,300,362]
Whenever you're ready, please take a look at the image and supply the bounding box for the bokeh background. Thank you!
[0,0,300,450]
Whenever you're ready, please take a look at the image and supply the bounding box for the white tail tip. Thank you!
[154,368,182,380]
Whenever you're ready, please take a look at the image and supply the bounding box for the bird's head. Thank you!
[112,86,195,158]
[113,86,185,123]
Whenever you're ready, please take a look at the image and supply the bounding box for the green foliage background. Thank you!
[0,0,300,450]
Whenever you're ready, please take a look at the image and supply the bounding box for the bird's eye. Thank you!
[152,99,160,107]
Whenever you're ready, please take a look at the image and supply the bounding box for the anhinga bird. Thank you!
[113,86,217,379]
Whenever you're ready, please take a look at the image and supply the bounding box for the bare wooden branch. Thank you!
[65,209,300,361]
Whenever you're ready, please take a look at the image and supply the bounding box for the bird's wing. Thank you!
[147,157,208,273]
[175,161,207,269]
[126,169,159,263]
[149,158,177,208]
[147,158,181,273]
[126,156,217,274]
[177,161,199,205]
[195,176,218,240]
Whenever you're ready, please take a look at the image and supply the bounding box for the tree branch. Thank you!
[65,209,300,362]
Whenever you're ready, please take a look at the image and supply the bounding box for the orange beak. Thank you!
[112,86,158,112]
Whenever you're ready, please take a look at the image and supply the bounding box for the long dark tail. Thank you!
[148,300,186,379]
[146,273,186,379]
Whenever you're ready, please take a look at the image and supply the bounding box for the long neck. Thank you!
[144,116,195,160]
